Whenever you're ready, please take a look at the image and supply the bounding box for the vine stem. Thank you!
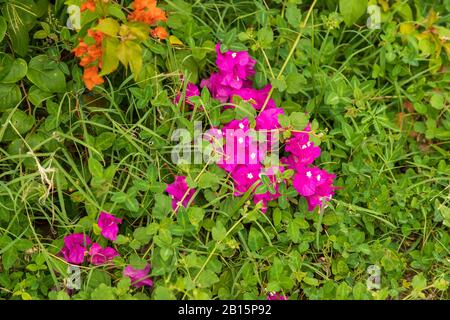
[259,0,318,114]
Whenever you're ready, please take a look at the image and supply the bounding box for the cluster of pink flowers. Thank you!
[173,43,336,212]
[60,212,121,265]
[166,176,196,210]
[60,211,152,288]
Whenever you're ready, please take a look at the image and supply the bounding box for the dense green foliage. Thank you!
[0,0,448,300]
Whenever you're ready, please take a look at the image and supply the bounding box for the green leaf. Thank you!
[289,112,309,130]
[248,227,265,251]
[286,4,302,28]
[412,273,427,291]
[430,94,444,110]
[153,286,176,300]
[0,84,21,111]
[339,0,367,26]
[2,247,17,270]
[100,37,120,76]
[303,277,319,286]
[257,27,274,47]
[28,86,52,106]
[153,194,172,219]
[91,283,116,300]
[95,132,116,151]
[212,221,227,241]
[0,16,6,43]
[33,30,48,39]
[87,270,111,292]
[187,207,205,227]
[272,77,287,92]
[325,91,340,105]
[0,58,27,83]
[197,269,219,288]
[287,220,300,243]
[197,171,220,189]
[116,277,131,295]
[286,72,306,94]
[7,25,29,57]
[0,54,14,79]
[107,4,127,21]
[26,55,66,93]
[278,114,290,128]
[133,227,152,245]
[88,157,103,179]
[3,109,35,137]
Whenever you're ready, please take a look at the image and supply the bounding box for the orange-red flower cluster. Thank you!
[73,29,105,90]
[151,25,168,40]
[128,0,168,40]
[80,0,96,12]
[128,0,167,25]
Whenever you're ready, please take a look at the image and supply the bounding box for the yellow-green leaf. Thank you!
[169,35,183,46]
[95,18,120,37]
[100,37,119,76]
[128,22,149,41]
[116,40,142,80]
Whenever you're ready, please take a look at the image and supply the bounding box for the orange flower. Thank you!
[128,0,167,25]
[131,0,157,10]
[87,29,104,44]
[80,55,95,67]
[80,0,96,12]
[151,26,168,40]
[73,40,88,57]
[83,66,104,90]
[87,45,102,59]
[75,28,105,90]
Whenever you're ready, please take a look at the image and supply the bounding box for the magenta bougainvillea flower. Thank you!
[231,85,276,110]
[215,43,256,88]
[267,292,288,300]
[98,212,122,241]
[200,73,230,102]
[176,43,336,213]
[217,119,263,172]
[175,82,200,106]
[88,243,119,266]
[201,43,256,103]
[124,264,153,288]
[230,164,262,195]
[284,132,321,166]
[60,233,91,265]
[166,175,196,209]
[255,107,284,131]
[304,170,336,211]
[292,166,323,197]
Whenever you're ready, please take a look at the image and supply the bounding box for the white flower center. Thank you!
[247,173,253,179]
[250,152,256,160]
[307,141,311,147]
[317,175,321,181]
[217,129,222,135]
[239,123,244,129]
[238,137,244,144]
[232,52,237,58]
[306,171,312,178]
[301,144,307,150]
